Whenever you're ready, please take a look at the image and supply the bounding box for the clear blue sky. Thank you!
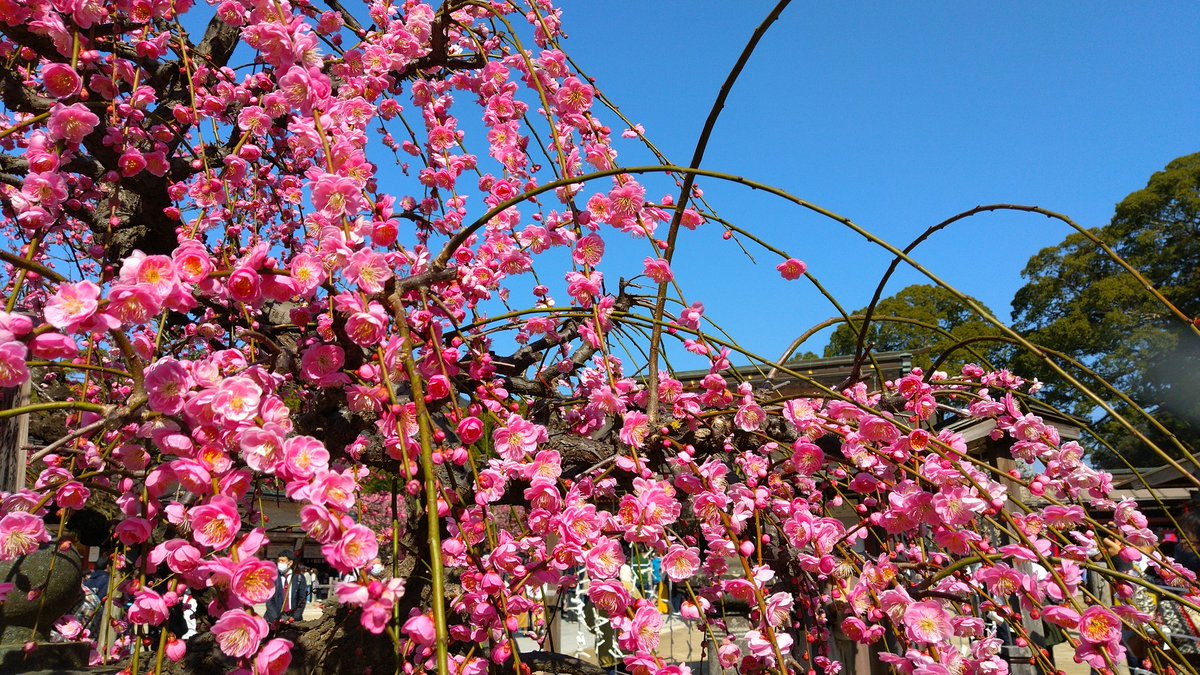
[551,2,1200,367]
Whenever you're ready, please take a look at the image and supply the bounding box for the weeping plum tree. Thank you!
[0,1,1198,674]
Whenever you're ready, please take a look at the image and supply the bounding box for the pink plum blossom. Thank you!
[1077,606,1122,645]
[642,257,673,284]
[238,427,285,473]
[211,377,262,422]
[903,601,953,644]
[289,254,326,295]
[662,546,701,582]
[310,470,356,510]
[173,243,214,283]
[343,249,393,294]
[402,613,435,645]
[231,558,277,605]
[166,638,187,662]
[618,411,650,449]
[46,103,99,145]
[324,524,378,573]
[573,234,605,266]
[0,5,1176,674]
[282,435,330,480]
[128,589,169,626]
[619,603,663,652]
[227,268,262,304]
[0,512,49,560]
[144,358,191,414]
[41,64,82,98]
[300,345,349,387]
[211,609,268,658]
[54,481,89,509]
[492,416,542,461]
[775,258,807,280]
[337,578,406,634]
[44,281,101,331]
[29,333,78,360]
[312,174,364,218]
[254,638,293,675]
[299,504,339,543]
[456,416,484,444]
[189,496,241,550]
[0,342,29,387]
[0,312,31,342]
[150,539,203,576]
[115,518,153,545]
[54,615,85,640]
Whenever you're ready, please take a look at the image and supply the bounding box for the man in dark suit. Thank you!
[265,550,308,627]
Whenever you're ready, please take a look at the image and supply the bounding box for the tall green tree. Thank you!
[824,284,1003,373]
[1012,152,1200,468]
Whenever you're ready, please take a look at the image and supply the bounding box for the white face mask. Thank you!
[277,562,291,574]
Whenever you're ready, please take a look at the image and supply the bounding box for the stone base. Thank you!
[999,643,1040,675]
[0,549,84,645]
[0,641,91,673]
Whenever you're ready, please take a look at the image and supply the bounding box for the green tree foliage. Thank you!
[823,284,1002,373]
[1012,152,1200,468]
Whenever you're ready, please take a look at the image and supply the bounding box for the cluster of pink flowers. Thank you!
[0,0,1190,674]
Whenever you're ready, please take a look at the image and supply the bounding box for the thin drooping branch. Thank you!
[645,0,793,426]
[848,203,1200,387]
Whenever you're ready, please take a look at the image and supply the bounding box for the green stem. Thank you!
[0,401,107,419]
[0,247,63,285]
[5,236,42,313]
[152,618,169,675]
[27,361,131,378]
[394,309,450,674]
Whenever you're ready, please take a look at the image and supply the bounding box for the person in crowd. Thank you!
[1174,511,1200,575]
[368,557,386,578]
[304,566,318,602]
[265,550,308,627]
[80,555,110,637]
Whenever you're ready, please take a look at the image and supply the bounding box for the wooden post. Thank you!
[543,585,562,654]
[0,380,30,492]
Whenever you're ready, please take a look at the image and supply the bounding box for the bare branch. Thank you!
[0,67,52,115]
[194,15,242,65]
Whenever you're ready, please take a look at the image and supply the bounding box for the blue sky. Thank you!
[552,2,1200,367]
